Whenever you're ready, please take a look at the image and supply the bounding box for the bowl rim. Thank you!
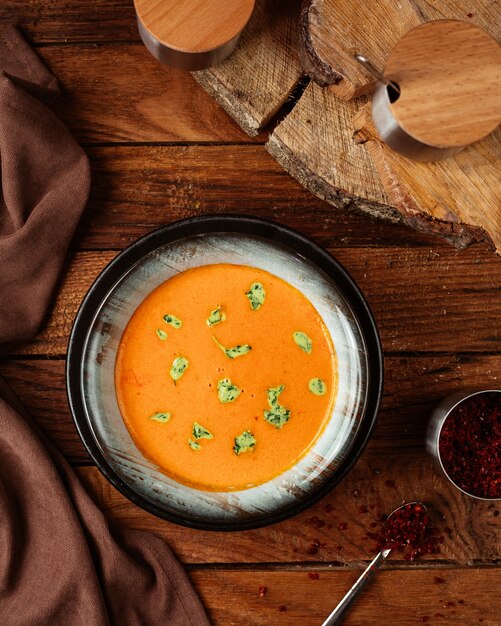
[66,214,384,531]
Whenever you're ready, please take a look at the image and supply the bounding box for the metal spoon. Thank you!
[321,501,426,625]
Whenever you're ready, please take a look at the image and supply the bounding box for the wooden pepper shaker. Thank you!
[371,20,501,161]
[134,0,255,71]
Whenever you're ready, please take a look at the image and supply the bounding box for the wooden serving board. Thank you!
[194,0,501,255]
[299,0,500,100]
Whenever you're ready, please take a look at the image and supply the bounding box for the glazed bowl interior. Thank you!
[68,217,382,530]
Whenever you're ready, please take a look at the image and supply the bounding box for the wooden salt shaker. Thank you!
[371,20,501,161]
[134,0,255,71]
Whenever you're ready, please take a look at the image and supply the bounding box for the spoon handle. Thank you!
[321,548,392,625]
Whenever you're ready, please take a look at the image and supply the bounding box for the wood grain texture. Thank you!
[134,0,254,53]
[383,20,501,149]
[268,79,501,252]
[193,0,303,136]
[267,84,394,219]
[354,105,501,253]
[71,449,501,564]
[1,354,499,463]
[0,1,137,43]
[3,245,500,357]
[299,0,500,100]
[191,569,501,625]
[81,145,445,250]
[37,45,252,143]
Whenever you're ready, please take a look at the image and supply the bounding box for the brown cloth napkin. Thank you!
[0,26,210,625]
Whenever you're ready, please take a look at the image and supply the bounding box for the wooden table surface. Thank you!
[1,3,500,625]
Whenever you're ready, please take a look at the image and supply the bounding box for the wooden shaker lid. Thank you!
[134,0,255,70]
[373,19,501,160]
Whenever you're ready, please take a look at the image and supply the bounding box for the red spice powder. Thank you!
[439,392,500,499]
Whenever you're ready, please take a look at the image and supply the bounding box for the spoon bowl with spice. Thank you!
[322,501,433,625]
[427,389,501,501]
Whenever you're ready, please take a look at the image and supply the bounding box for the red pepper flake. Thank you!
[338,522,348,531]
[467,12,474,17]
[308,572,320,580]
[439,392,501,499]
[307,539,326,555]
[458,599,465,605]
[258,586,267,597]
[384,479,396,489]
[444,601,456,608]
[278,605,287,612]
[434,576,446,584]
[358,504,369,514]
[493,510,500,517]
[336,545,343,552]
[307,516,326,530]
[324,503,334,513]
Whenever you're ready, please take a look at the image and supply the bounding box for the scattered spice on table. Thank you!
[439,392,501,498]
[307,539,327,555]
[307,515,326,530]
[258,586,267,597]
[308,572,319,580]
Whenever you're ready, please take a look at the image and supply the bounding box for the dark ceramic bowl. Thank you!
[67,216,383,530]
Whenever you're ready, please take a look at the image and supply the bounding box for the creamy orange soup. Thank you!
[115,263,337,491]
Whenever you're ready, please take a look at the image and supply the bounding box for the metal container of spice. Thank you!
[426,389,501,501]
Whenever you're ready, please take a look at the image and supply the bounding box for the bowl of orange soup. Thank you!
[67,216,383,530]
